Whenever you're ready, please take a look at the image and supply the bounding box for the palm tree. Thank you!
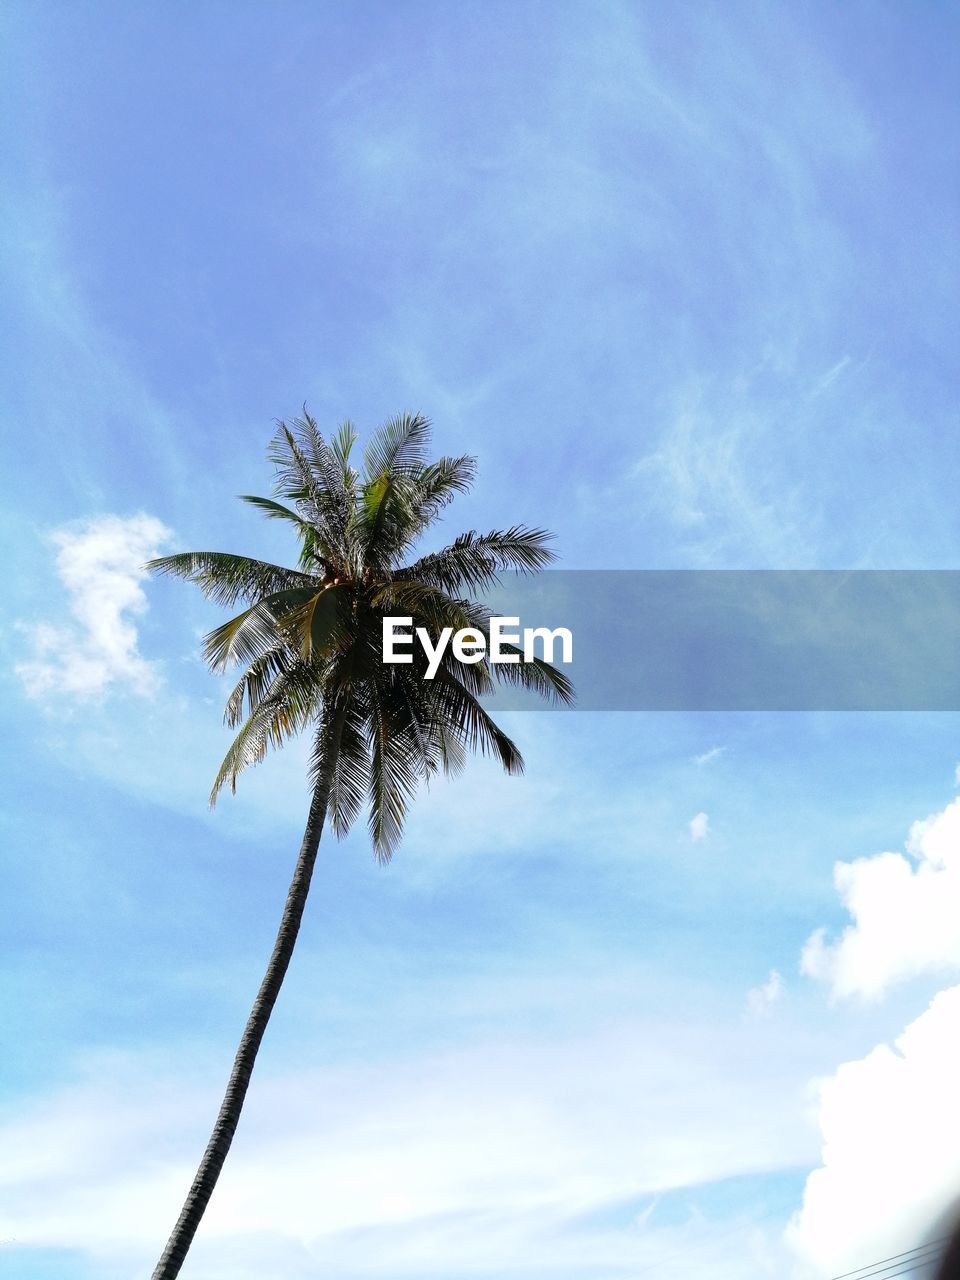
[146,411,573,1278]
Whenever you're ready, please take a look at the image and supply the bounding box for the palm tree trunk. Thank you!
[150,778,330,1279]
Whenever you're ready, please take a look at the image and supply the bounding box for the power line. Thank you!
[830,1237,948,1280]
[867,1260,941,1280]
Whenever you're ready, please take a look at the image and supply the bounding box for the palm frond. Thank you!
[331,419,358,471]
[238,494,309,529]
[432,672,525,775]
[430,709,467,776]
[369,580,481,631]
[363,411,431,481]
[202,587,316,672]
[148,551,317,607]
[210,667,319,802]
[396,527,557,593]
[223,646,291,728]
[360,469,434,574]
[297,412,357,533]
[414,454,477,510]
[310,697,370,839]
[368,455,478,567]
[489,644,576,705]
[367,682,424,862]
[267,423,324,506]
[236,496,326,572]
[268,421,352,560]
[281,583,353,662]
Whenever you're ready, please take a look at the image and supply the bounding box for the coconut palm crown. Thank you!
[153,411,572,855]
[144,411,573,1279]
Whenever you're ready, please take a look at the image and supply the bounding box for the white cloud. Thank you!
[746,970,784,1018]
[694,746,726,766]
[15,514,170,702]
[690,811,710,841]
[801,798,960,1000]
[809,354,852,398]
[787,984,960,1278]
[628,385,820,568]
[0,1016,813,1277]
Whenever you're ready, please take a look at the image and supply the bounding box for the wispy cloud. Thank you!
[16,514,170,702]
[694,746,726,766]
[809,355,852,398]
[629,384,821,568]
[0,1018,813,1276]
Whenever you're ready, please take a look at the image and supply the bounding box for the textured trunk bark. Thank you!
[150,778,330,1280]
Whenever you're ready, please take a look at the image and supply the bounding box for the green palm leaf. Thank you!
[395,526,556,593]
[363,410,431,480]
[148,551,317,607]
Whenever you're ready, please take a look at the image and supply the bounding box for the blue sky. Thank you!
[3,3,960,1277]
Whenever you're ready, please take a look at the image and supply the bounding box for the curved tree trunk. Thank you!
[150,779,330,1279]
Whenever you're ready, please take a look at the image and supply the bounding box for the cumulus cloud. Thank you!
[801,798,960,1000]
[787,984,960,1278]
[16,514,170,702]
[746,970,784,1018]
[690,811,710,841]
